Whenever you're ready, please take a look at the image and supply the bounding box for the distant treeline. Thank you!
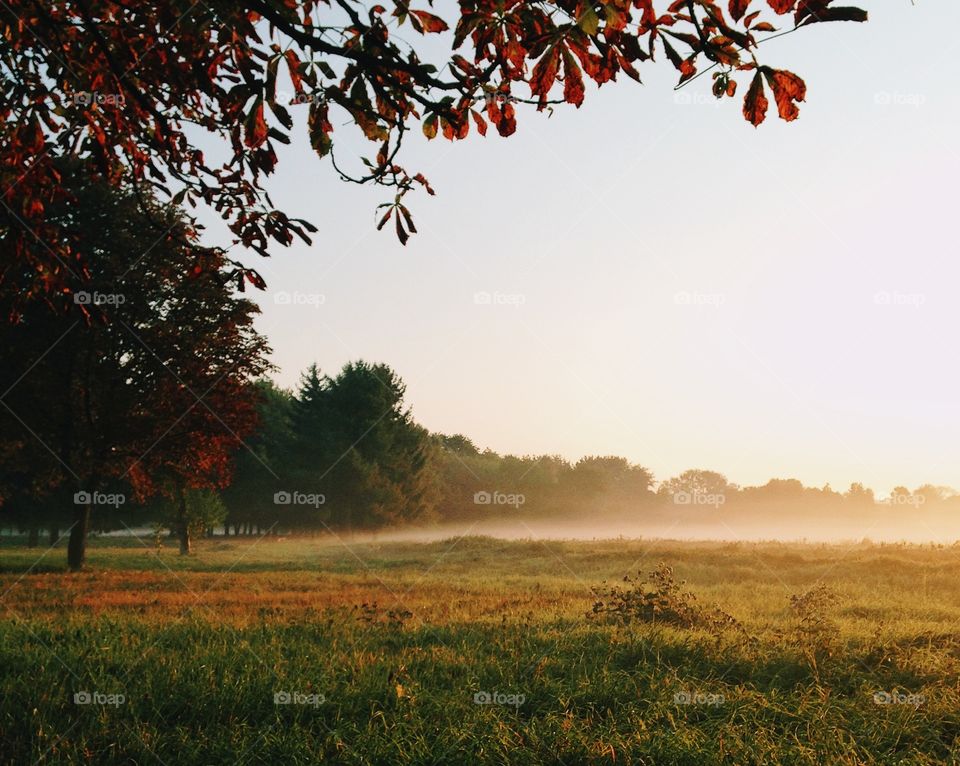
[3,360,956,546]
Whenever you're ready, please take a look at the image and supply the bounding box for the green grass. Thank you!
[2,535,960,764]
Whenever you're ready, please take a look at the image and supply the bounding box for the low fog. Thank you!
[337,505,960,546]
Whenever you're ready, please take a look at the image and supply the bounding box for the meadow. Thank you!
[2,534,960,764]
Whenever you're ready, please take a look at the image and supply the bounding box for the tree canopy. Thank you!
[0,168,271,568]
[2,0,866,310]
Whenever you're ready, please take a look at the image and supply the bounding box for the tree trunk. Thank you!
[27,527,39,547]
[177,489,191,556]
[67,503,91,572]
[49,525,59,546]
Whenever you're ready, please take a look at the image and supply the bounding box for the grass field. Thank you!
[3,534,960,764]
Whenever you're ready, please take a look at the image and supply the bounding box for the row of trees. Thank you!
[7,342,952,554]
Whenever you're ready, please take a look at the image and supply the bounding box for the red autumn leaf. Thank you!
[244,269,267,289]
[763,68,806,121]
[529,46,561,108]
[767,0,796,13]
[412,173,435,195]
[395,211,409,244]
[729,0,752,22]
[284,50,303,93]
[244,101,268,147]
[409,10,449,33]
[398,204,417,234]
[308,101,333,157]
[562,49,585,108]
[497,101,516,137]
[743,70,769,126]
[471,109,487,136]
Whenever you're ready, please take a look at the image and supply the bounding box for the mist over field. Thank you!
[342,507,960,545]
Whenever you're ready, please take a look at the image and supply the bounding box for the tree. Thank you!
[438,434,481,457]
[570,456,654,496]
[659,469,733,500]
[843,482,874,508]
[0,169,270,569]
[289,361,439,529]
[912,485,955,509]
[2,0,867,307]
[221,380,296,535]
[158,489,227,554]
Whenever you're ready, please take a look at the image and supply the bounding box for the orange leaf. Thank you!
[743,70,768,127]
[284,50,303,93]
[767,0,795,13]
[471,109,487,136]
[409,10,448,33]
[729,0,751,22]
[763,68,805,121]
[562,49,585,108]
[529,46,561,108]
[244,101,268,147]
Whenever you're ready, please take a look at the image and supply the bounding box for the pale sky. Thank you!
[198,1,960,493]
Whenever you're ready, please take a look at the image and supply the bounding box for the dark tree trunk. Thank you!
[177,489,191,556]
[27,527,39,547]
[67,504,91,572]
